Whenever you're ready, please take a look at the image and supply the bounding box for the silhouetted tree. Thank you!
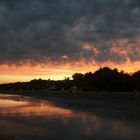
[72,73,84,87]
[1,67,140,92]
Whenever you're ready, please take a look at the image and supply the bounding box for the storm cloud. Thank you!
[0,0,140,65]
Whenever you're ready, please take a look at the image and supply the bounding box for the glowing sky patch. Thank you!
[0,0,140,83]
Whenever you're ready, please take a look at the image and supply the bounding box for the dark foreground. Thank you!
[0,93,140,140]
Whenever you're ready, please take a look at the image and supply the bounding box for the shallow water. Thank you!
[0,93,140,140]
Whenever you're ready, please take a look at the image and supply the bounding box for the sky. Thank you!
[1,0,140,83]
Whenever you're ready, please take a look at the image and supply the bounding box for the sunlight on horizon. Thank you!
[1,60,140,83]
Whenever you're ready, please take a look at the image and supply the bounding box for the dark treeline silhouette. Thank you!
[0,78,72,91]
[72,67,131,91]
[0,67,140,92]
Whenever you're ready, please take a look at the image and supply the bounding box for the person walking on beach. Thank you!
[69,86,77,96]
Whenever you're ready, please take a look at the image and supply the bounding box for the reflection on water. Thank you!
[0,94,140,140]
[0,99,28,108]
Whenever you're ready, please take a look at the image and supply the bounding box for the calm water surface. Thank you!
[0,93,140,140]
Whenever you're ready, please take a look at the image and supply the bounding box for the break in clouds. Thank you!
[0,0,140,65]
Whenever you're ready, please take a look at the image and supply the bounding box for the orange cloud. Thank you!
[1,58,140,83]
[83,44,100,55]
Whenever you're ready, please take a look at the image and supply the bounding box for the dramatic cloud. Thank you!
[0,0,140,65]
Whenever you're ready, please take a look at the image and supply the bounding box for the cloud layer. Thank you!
[0,0,140,65]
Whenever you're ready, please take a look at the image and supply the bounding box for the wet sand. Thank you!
[0,90,140,119]
[0,93,140,140]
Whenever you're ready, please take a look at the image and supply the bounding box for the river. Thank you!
[0,93,140,140]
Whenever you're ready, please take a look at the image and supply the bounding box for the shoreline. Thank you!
[0,90,140,120]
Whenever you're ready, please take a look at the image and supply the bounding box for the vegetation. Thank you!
[0,67,140,92]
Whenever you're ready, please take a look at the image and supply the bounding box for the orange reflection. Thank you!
[0,97,73,117]
[0,94,140,139]
[0,99,28,108]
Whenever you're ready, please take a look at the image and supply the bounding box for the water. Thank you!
[0,93,140,140]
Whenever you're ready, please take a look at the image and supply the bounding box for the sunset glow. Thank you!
[0,0,140,83]
[0,60,140,83]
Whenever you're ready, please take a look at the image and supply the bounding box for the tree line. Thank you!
[0,67,140,92]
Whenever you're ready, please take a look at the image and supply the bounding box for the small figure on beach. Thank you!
[69,86,77,96]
